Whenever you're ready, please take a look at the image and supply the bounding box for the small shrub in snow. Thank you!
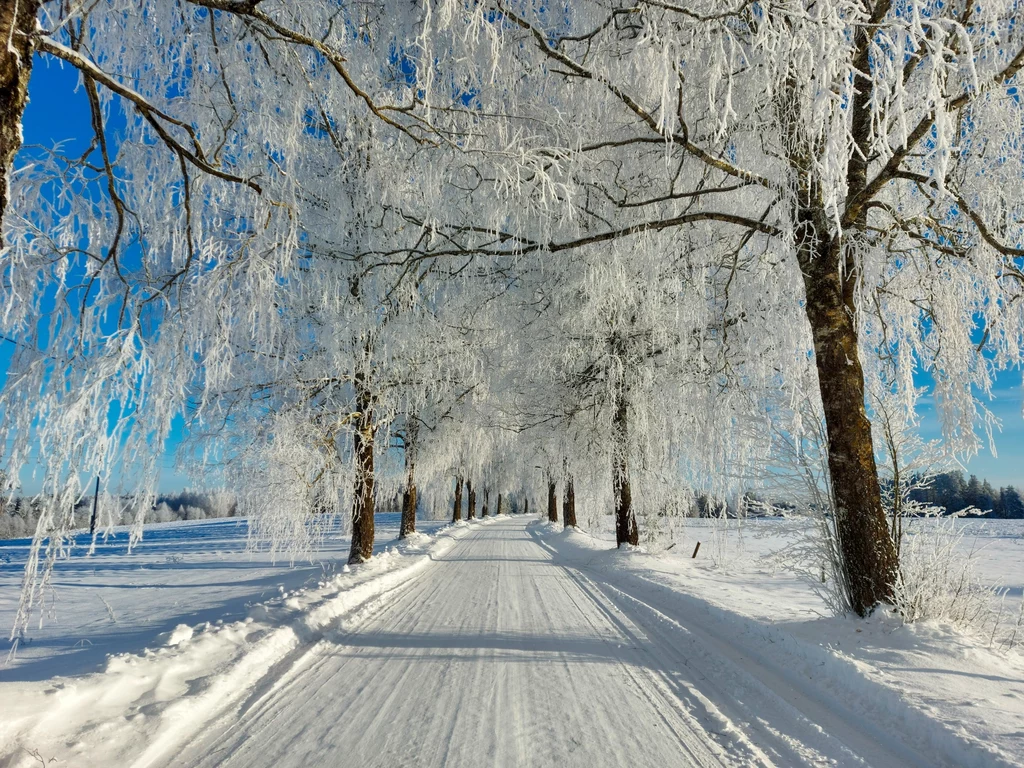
[1004,601,1024,652]
[762,506,854,616]
[892,518,1005,635]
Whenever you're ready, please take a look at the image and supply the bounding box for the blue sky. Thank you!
[2,57,191,494]
[5,55,1023,494]
[916,374,1024,487]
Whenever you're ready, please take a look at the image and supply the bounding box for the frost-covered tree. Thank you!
[5,0,1024,627]
[470,224,784,546]
[187,178,486,563]
[400,0,1024,615]
[2,1,452,626]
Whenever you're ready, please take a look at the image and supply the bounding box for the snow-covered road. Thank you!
[162,517,937,768]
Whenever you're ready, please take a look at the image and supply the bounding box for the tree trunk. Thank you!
[482,488,489,517]
[799,230,898,616]
[348,374,375,564]
[563,473,577,529]
[467,480,476,519]
[452,476,463,522]
[399,423,418,539]
[399,463,416,539]
[613,395,638,547]
[0,0,39,239]
[547,478,558,523]
[779,54,899,616]
[524,498,529,516]
[89,476,100,536]
[497,493,504,515]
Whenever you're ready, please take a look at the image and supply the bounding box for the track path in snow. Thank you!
[174,517,931,768]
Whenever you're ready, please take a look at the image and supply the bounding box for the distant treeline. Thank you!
[0,489,239,540]
[731,471,1023,519]
[906,471,1024,518]
[3,470,1020,540]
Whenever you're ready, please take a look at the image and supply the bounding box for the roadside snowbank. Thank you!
[530,518,1024,768]
[0,515,449,679]
[0,518,492,768]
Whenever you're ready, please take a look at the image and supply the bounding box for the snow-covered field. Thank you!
[0,514,449,681]
[0,513,1021,767]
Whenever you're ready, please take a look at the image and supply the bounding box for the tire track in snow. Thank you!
[527,523,973,767]
[164,517,970,768]
[175,518,731,767]
[550,561,733,767]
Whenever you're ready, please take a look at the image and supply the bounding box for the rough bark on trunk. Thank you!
[563,473,577,529]
[400,464,416,539]
[779,43,899,615]
[612,395,638,547]
[547,478,558,523]
[348,375,375,564]
[482,488,489,517]
[399,424,418,539]
[467,480,476,519]
[800,237,898,614]
[497,493,504,515]
[0,0,39,239]
[452,476,463,522]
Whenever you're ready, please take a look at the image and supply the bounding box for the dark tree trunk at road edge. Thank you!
[563,474,577,529]
[612,395,638,547]
[800,239,898,614]
[348,375,376,564]
[547,478,558,524]
[452,476,463,523]
[400,463,416,539]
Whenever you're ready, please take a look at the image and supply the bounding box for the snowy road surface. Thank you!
[158,517,941,768]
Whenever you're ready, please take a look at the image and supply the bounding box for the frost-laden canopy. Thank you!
[1,0,1023,627]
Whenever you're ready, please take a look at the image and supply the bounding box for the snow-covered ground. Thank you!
[0,514,448,681]
[0,513,1021,767]
[548,515,1024,766]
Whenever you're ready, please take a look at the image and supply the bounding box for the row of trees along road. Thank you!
[1,1,1023,631]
